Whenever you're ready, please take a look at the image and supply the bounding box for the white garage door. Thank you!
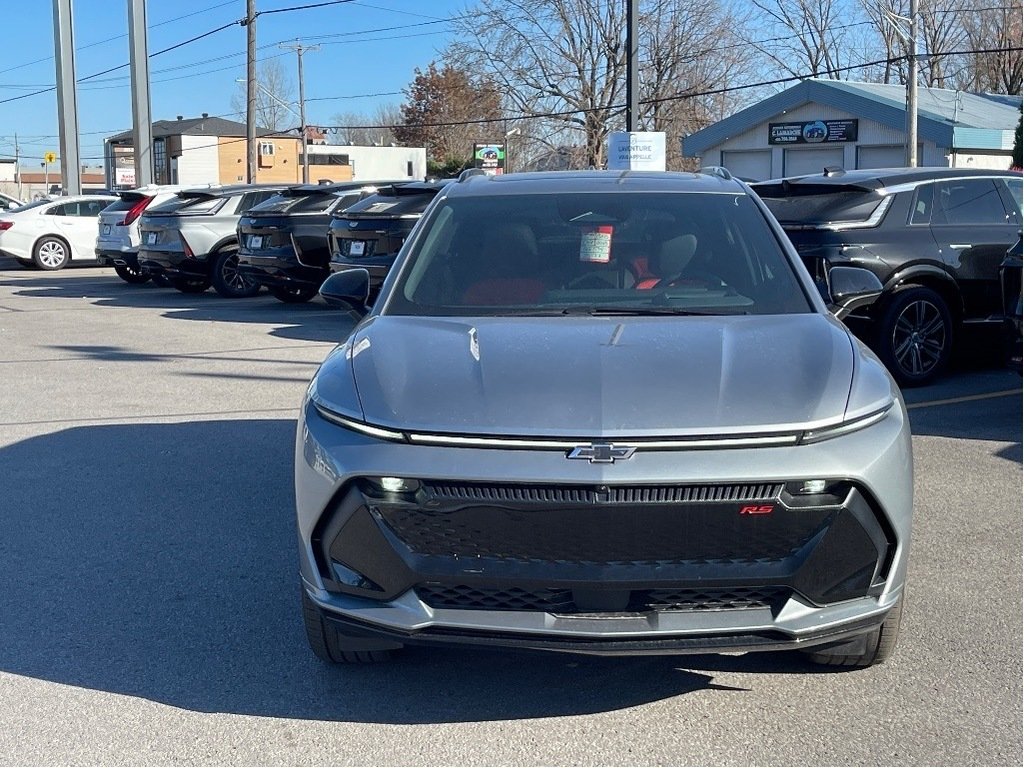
[858,145,907,169]
[721,150,771,181]
[784,147,845,177]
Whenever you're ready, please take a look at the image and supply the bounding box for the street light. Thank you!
[505,127,520,174]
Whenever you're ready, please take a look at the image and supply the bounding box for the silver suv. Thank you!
[137,184,286,296]
[96,184,187,285]
[296,170,913,668]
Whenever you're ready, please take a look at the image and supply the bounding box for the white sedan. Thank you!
[0,194,117,270]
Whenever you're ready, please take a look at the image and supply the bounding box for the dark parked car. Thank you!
[137,184,287,296]
[235,181,397,304]
[753,168,1023,385]
[1002,233,1023,373]
[327,181,449,298]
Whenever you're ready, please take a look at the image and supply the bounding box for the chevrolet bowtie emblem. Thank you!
[566,443,637,463]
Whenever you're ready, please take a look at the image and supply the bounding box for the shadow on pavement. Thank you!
[0,267,353,344]
[0,419,823,723]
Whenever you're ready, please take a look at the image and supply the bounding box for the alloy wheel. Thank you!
[890,298,947,378]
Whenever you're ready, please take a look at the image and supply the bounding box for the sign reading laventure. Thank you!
[606,132,666,171]
[768,119,858,145]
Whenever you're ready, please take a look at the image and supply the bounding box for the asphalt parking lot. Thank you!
[0,262,1020,766]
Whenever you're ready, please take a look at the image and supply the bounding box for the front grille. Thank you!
[417,584,788,613]
[375,497,822,566]
[422,482,784,505]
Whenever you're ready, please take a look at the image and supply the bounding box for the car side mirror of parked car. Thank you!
[320,269,371,315]
[828,266,883,320]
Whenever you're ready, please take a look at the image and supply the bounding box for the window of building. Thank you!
[153,138,167,185]
[303,153,349,166]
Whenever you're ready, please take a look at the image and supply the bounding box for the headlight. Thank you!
[799,405,893,445]
[312,400,406,442]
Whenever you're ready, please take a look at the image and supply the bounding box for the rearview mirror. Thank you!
[320,269,371,315]
[828,266,883,320]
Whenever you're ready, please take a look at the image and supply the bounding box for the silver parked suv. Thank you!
[296,170,913,668]
[96,184,186,285]
[137,184,286,296]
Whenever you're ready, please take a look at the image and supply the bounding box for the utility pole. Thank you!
[52,0,81,195]
[625,0,639,132]
[14,134,21,199]
[245,0,257,183]
[127,0,153,187]
[281,40,319,184]
[906,0,918,167]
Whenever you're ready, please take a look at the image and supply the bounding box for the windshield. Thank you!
[250,191,341,215]
[385,191,812,317]
[754,184,886,225]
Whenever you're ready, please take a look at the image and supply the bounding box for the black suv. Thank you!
[236,181,398,303]
[327,181,449,298]
[753,168,1023,385]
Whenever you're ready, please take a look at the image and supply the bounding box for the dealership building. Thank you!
[682,79,1021,181]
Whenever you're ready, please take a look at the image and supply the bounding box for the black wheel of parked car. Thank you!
[804,597,903,668]
[271,284,319,304]
[170,276,211,294]
[877,286,952,387]
[301,588,397,663]
[211,246,260,298]
[32,236,70,270]
[113,263,151,284]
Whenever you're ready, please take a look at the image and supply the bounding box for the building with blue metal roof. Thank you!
[682,79,1021,181]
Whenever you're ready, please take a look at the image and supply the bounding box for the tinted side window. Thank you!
[909,183,934,225]
[238,191,277,213]
[47,203,73,216]
[82,201,107,217]
[999,178,1022,214]
[932,179,1007,225]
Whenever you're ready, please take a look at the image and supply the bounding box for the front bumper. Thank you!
[296,399,912,656]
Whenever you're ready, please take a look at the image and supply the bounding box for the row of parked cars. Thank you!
[0,177,448,302]
[0,166,1019,385]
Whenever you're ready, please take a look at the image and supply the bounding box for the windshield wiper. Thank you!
[516,306,746,317]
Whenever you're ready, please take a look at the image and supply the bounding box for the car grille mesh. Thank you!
[417,584,788,613]
[421,482,784,505]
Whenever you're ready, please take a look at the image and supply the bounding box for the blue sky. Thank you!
[0,0,468,166]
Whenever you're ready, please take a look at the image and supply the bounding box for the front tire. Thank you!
[301,588,398,664]
[33,236,70,270]
[271,284,319,304]
[114,263,151,284]
[211,247,260,298]
[877,286,952,387]
[804,598,903,668]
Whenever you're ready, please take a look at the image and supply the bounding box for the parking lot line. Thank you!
[906,388,1022,410]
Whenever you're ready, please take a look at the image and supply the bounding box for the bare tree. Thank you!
[230,58,296,131]
[330,104,402,146]
[447,0,744,170]
[956,1,1023,93]
[861,0,909,84]
[916,0,969,87]
[743,0,861,80]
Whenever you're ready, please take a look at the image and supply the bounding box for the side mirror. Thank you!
[320,268,371,315]
[828,266,883,320]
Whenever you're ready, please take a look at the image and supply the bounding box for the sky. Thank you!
[0,0,470,167]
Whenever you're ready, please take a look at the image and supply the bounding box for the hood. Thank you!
[321,314,858,438]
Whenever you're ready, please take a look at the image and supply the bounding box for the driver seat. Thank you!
[636,234,698,290]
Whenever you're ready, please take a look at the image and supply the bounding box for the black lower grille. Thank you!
[422,482,784,506]
[376,503,823,565]
[417,584,788,613]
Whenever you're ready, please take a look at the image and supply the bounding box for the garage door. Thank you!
[784,147,845,177]
[721,150,771,181]
[858,145,907,169]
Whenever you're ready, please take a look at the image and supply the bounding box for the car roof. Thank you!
[178,183,291,198]
[281,180,409,195]
[440,170,747,199]
[752,166,1021,192]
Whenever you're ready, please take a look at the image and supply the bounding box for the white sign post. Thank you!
[606,131,666,171]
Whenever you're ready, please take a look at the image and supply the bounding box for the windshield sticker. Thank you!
[579,225,613,263]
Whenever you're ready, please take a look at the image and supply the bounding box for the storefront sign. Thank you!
[473,143,506,175]
[768,119,858,145]
[606,132,666,171]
